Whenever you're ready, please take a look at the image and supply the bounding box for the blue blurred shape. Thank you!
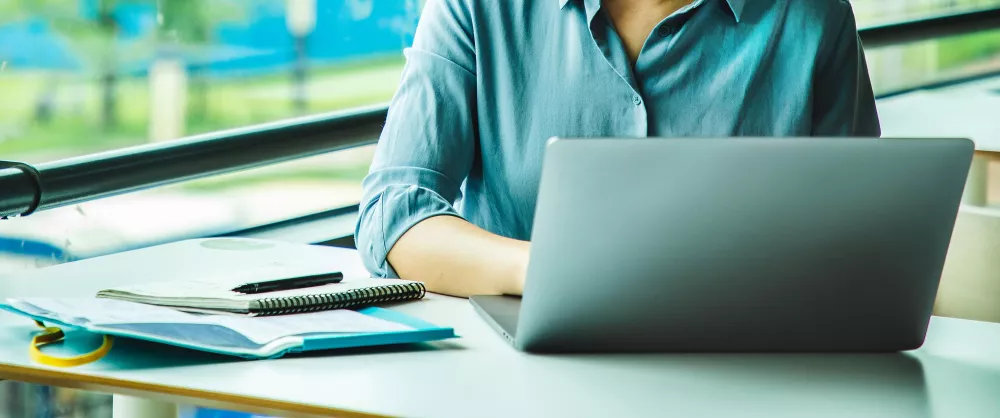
[0,236,71,261]
[5,0,421,76]
[0,18,82,71]
[186,407,270,418]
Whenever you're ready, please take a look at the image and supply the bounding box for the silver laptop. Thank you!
[470,137,974,353]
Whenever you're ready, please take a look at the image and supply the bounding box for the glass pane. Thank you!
[4,1,1000,259]
[853,0,1000,27]
[1,7,404,414]
[0,1,417,257]
[0,0,415,162]
[866,28,1000,95]
[0,148,373,270]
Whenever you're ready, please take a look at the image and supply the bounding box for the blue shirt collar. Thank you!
[558,0,745,23]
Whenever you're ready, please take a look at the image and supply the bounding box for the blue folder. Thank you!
[1,302,457,360]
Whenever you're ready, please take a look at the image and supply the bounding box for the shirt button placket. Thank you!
[631,93,647,136]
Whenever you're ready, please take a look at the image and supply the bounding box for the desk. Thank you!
[2,250,1000,418]
[877,89,1000,206]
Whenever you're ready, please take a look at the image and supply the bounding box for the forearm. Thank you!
[387,215,529,298]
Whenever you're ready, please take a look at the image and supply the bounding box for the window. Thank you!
[0,0,421,265]
[0,0,416,159]
[866,28,1000,95]
[853,0,1000,95]
[1,3,999,272]
[2,1,420,416]
[852,0,1000,26]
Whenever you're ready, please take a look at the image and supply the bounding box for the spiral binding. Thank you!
[250,282,427,316]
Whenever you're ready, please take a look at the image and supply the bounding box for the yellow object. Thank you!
[29,320,112,367]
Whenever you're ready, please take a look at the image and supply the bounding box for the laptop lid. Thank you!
[514,137,973,353]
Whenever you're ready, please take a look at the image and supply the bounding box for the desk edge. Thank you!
[0,363,390,418]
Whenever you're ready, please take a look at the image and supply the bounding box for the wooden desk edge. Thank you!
[0,363,390,418]
[974,149,1000,159]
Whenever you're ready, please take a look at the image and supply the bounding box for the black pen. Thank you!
[231,272,344,294]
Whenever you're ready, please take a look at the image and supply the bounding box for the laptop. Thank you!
[470,136,974,353]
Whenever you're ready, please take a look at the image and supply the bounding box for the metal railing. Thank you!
[860,7,1000,48]
[0,105,387,218]
[2,7,1000,219]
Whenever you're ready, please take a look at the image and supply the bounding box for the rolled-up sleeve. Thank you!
[354,0,477,278]
[811,1,881,137]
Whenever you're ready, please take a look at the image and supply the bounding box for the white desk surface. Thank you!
[877,89,1000,153]
[2,246,1000,418]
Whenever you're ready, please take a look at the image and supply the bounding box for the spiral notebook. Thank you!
[1,297,456,362]
[96,277,427,316]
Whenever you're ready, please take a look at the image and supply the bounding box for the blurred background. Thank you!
[2,0,1000,416]
[0,0,418,269]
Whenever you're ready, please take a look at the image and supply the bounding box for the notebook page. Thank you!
[13,297,207,325]
[99,280,245,299]
[211,310,414,344]
[9,298,415,345]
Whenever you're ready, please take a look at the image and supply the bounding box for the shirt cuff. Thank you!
[356,184,461,278]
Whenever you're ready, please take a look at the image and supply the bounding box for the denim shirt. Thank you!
[356,0,881,277]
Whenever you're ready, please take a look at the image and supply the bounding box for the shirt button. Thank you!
[632,95,642,106]
[657,25,675,37]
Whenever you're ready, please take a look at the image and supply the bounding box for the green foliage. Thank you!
[156,0,249,44]
[0,0,252,65]
[0,0,78,21]
[159,0,210,43]
[0,58,404,158]
[936,30,1000,70]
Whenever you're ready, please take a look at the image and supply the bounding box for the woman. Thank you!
[355,0,881,297]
